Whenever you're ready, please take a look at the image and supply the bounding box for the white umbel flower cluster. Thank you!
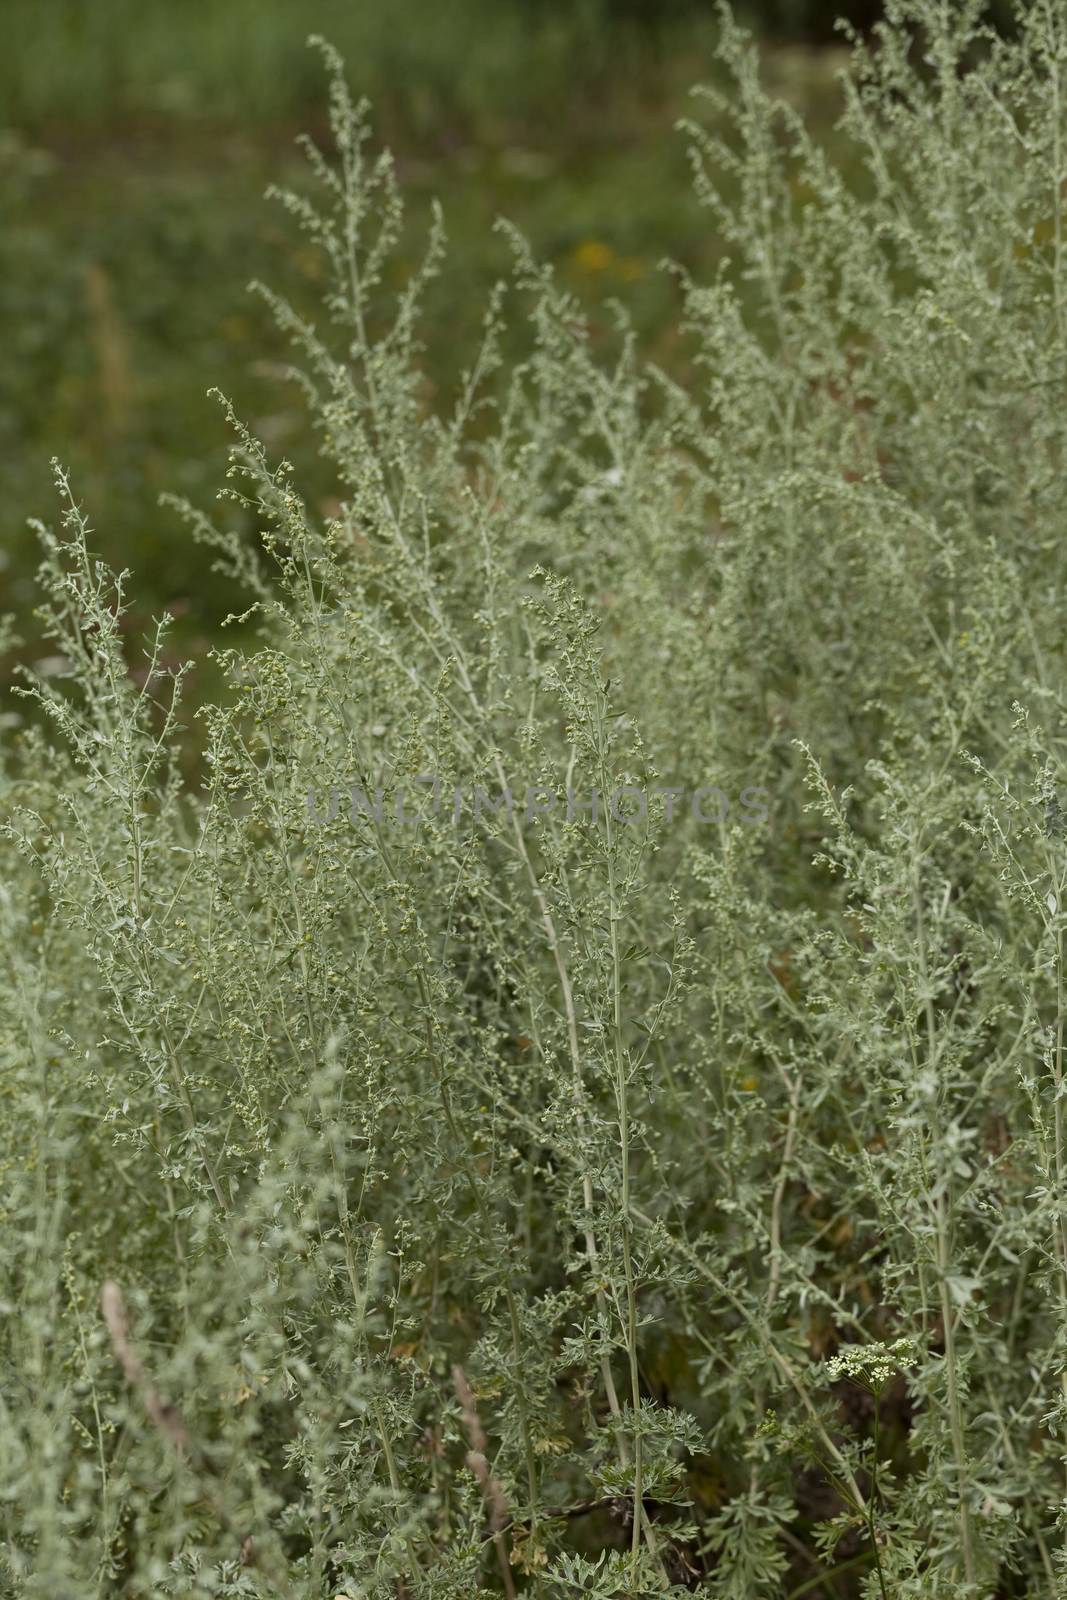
[822,1338,918,1391]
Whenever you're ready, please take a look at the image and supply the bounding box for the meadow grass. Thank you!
[1,1,849,735]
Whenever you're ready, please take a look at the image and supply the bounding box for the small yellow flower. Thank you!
[740,1075,759,1092]
[574,240,614,273]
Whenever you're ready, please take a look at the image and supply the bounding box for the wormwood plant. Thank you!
[6,1,1067,1593]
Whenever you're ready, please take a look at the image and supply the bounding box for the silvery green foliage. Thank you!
[5,2,1067,1593]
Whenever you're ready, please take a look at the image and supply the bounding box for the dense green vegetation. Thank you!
[6,0,1067,1595]
[0,0,850,701]
[0,0,842,130]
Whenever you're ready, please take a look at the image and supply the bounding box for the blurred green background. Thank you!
[0,0,980,722]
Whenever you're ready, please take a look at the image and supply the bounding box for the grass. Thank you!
[1,1,854,747]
